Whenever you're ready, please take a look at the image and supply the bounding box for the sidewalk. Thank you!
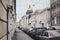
[12,28,33,40]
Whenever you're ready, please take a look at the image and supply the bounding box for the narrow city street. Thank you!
[12,28,34,40]
[1,0,60,40]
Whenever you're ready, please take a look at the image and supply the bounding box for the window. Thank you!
[42,32,48,37]
[57,14,60,24]
[54,17,57,24]
[55,0,57,1]
[49,31,60,37]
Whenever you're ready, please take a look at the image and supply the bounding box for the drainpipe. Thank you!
[7,5,13,40]
[7,6,9,40]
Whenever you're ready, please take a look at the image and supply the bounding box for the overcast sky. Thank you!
[16,0,50,22]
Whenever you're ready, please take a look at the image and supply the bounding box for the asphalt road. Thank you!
[12,28,33,40]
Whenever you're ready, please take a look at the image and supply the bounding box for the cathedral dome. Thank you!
[26,5,33,14]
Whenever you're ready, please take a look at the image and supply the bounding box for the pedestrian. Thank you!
[18,26,21,30]
[42,23,44,27]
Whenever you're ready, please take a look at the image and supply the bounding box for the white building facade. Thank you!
[29,8,51,28]
[19,6,51,28]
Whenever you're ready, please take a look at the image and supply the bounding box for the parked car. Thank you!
[30,27,47,35]
[57,30,60,33]
[23,28,29,32]
[27,27,47,39]
[54,30,60,33]
[38,30,60,40]
[47,27,56,30]
[18,26,21,30]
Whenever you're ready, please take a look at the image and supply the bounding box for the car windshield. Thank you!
[49,31,60,37]
[36,29,45,32]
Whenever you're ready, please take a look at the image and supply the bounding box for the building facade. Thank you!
[0,0,16,40]
[21,15,28,27]
[19,5,33,28]
[20,8,51,28]
[29,8,51,28]
[0,0,7,40]
[50,0,60,29]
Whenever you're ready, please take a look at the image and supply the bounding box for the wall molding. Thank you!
[0,18,7,23]
[0,0,7,11]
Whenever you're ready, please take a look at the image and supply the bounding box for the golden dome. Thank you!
[27,5,33,13]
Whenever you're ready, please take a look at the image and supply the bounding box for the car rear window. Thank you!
[41,32,48,37]
[49,31,60,37]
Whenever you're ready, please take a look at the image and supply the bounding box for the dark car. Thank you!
[38,30,60,40]
[30,27,47,35]
[47,27,56,30]
[28,27,47,39]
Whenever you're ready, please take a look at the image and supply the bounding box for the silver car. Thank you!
[38,30,60,40]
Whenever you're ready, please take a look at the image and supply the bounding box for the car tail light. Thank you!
[50,38,55,40]
[35,32,39,34]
